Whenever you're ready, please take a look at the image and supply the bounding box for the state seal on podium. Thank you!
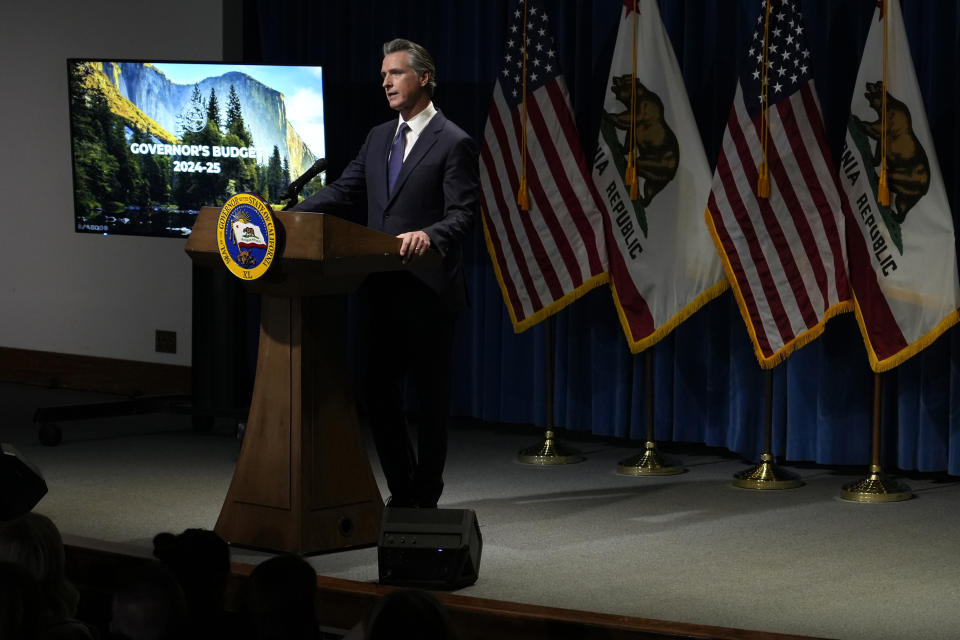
[217,193,277,280]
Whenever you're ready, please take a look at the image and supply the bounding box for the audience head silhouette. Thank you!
[152,528,230,620]
[0,512,79,623]
[0,561,44,640]
[365,588,457,640]
[109,561,187,640]
[247,554,320,640]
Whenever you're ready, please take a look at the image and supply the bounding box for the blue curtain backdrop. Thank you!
[245,0,960,474]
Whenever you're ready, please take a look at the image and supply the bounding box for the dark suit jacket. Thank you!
[291,110,479,310]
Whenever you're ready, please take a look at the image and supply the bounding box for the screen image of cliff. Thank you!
[67,60,325,238]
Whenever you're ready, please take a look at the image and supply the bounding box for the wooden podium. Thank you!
[185,206,432,554]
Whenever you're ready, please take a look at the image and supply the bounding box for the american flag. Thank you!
[480,0,608,332]
[705,0,851,367]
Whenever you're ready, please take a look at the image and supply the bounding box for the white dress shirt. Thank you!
[393,101,438,162]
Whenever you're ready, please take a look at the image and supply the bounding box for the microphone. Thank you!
[282,157,328,210]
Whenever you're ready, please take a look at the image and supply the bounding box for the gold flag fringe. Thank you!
[611,278,729,355]
[704,207,854,369]
[851,291,960,373]
[481,210,610,334]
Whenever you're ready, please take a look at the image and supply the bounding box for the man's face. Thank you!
[381,51,428,116]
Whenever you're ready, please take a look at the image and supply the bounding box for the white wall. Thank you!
[0,1,224,366]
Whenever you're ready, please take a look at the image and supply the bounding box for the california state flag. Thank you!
[839,0,960,371]
[591,0,726,353]
[231,220,267,249]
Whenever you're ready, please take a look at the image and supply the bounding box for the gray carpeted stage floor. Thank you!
[4,382,960,640]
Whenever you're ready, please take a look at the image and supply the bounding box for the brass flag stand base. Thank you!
[732,369,803,490]
[732,452,803,489]
[617,351,684,476]
[517,429,585,465]
[841,464,912,503]
[517,318,584,466]
[840,374,911,503]
[618,440,684,476]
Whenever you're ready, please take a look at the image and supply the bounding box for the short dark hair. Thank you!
[383,38,437,96]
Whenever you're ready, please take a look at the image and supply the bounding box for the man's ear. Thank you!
[419,72,430,88]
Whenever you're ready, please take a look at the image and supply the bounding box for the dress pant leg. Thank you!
[409,285,456,508]
[363,272,456,508]
[361,274,416,504]
[365,356,416,504]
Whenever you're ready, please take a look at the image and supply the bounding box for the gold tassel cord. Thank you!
[625,0,638,200]
[878,0,890,206]
[517,0,530,211]
[756,0,771,199]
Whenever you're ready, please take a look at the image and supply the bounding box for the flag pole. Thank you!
[617,348,684,476]
[516,316,584,465]
[840,372,911,502]
[732,367,803,489]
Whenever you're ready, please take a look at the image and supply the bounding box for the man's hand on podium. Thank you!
[398,230,432,264]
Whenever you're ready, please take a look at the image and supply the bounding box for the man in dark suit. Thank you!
[290,38,479,509]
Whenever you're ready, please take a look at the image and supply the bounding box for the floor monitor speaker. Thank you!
[0,444,48,520]
[378,507,482,590]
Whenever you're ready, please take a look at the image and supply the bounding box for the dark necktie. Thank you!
[387,122,409,195]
